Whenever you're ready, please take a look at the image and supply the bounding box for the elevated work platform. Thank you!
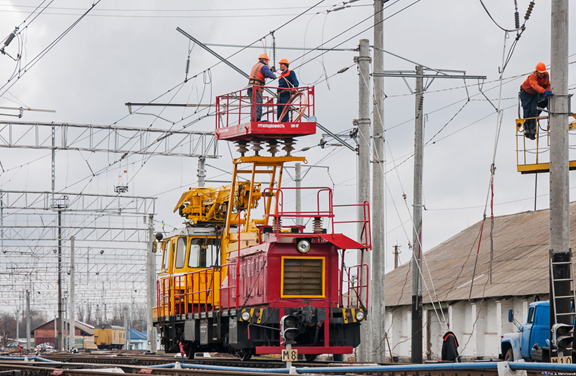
[516,114,576,174]
[215,86,316,142]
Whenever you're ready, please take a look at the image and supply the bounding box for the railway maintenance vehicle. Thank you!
[153,85,371,360]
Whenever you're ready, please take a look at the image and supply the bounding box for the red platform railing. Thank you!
[333,200,372,249]
[262,187,371,248]
[215,86,315,129]
[339,264,370,309]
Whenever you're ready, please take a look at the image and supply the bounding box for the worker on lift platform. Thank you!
[277,58,299,122]
[520,62,552,140]
[248,53,276,121]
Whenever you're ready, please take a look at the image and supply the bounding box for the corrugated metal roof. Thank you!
[129,329,147,340]
[384,203,576,307]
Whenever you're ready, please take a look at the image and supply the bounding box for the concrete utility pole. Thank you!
[411,65,424,364]
[64,296,68,350]
[371,65,484,361]
[295,163,302,226]
[25,290,30,349]
[70,236,75,350]
[549,0,571,358]
[356,38,372,362]
[371,0,386,363]
[16,307,19,348]
[147,214,157,352]
[124,307,129,349]
[57,209,63,351]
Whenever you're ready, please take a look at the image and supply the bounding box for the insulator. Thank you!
[236,140,248,156]
[313,217,323,234]
[514,11,520,29]
[418,96,424,111]
[272,32,276,67]
[283,138,295,155]
[185,58,190,75]
[251,139,263,156]
[273,217,282,232]
[338,66,350,74]
[525,1,534,21]
[4,33,15,47]
[267,139,279,156]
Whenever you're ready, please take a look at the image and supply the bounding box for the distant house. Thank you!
[382,204,573,361]
[32,319,94,349]
[127,328,147,350]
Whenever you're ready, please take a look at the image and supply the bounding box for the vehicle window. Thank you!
[188,238,220,268]
[206,244,219,267]
[527,307,535,324]
[175,237,187,269]
[188,244,201,267]
[162,240,171,270]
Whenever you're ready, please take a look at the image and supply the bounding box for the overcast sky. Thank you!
[0,0,575,311]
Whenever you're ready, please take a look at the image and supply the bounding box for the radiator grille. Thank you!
[282,258,324,297]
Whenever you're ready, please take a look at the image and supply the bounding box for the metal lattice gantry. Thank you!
[0,190,157,313]
[0,120,219,158]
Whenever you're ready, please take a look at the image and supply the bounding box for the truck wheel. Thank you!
[505,348,514,361]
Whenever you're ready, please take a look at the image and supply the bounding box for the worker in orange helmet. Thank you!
[276,58,299,122]
[520,62,552,140]
[247,53,276,121]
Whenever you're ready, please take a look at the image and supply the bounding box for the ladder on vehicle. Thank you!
[549,253,576,352]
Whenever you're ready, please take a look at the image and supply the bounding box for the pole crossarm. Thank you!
[0,190,156,215]
[373,71,487,80]
[176,27,355,152]
[0,120,219,158]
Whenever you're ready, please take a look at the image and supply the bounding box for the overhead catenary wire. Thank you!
[19,0,416,197]
[47,0,359,197]
[0,0,102,99]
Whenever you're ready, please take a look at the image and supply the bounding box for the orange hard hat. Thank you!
[536,62,547,73]
[258,53,270,61]
[279,58,290,66]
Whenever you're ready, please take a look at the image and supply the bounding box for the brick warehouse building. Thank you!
[32,319,94,348]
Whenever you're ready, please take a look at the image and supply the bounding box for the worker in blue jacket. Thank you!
[276,58,299,122]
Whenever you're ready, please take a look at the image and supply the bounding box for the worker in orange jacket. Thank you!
[247,53,276,121]
[520,62,552,140]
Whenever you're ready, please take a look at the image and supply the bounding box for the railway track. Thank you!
[0,360,279,376]
[4,358,576,376]
[3,354,576,376]
[39,353,339,368]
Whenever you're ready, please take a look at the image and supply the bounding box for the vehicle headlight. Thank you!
[241,311,251,321]
[355,310,365,321]
[297,239,311,253]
